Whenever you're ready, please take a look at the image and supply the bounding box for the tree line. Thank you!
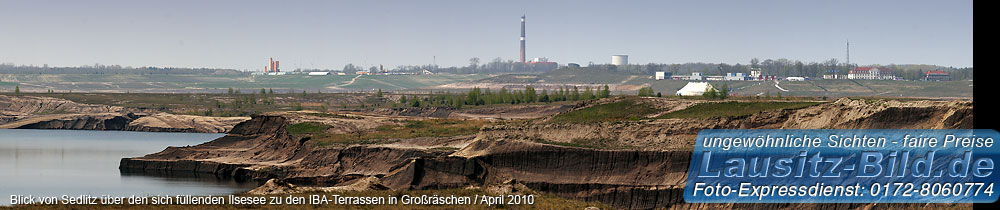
[589,58,972,81]
[0,63,242,75]
[390,85,613,108]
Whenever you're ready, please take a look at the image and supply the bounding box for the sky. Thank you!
[0,0,974,70]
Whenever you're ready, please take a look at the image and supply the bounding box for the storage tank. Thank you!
[612,55,628,66]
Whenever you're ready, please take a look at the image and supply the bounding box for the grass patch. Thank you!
[657,101,822,119]
[315,119,488,146]
[547,98,658,124]
[287,122,331,135]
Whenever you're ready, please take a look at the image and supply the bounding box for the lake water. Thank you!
[0,129,259,205]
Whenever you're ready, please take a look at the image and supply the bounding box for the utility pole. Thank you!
[846,39,850,70]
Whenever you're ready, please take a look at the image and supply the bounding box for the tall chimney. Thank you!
[275,61,279,72]
[520,15,525,63]
[269,58,274,72]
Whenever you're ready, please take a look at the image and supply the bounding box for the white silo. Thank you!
[612,55,628,66]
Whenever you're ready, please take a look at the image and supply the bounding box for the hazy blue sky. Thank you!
[0,0,973,70]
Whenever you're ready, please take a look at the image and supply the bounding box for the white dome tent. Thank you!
[676,82,716,96]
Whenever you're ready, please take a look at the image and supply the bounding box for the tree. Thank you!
[227,87,234,94]
[260,88,266,94]
[539,89,550,103]
[637,86,655,97]
[14,85,19,95]
[524,86,537,103]
[468,57,480,69]
[269,88,274,95]
[377,89,383,97]
[343,64,358,72]
[719,84,729,99]
[411,98,421,107]
[400,95,408,103]
[571,86,581,101]
[703,87,718,99]
[600,84,611,98]
[583,86,595,100]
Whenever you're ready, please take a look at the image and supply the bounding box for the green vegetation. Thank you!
[547,98,658,124]
[301,112,364,119]
[287,122,331,135]
[313,119,488,146]
[657,101,821,119]
[544,97,824,125]
[0,91,388,117]
[703,84,730,100]
[463,85,609,107]
[636,86,655,97]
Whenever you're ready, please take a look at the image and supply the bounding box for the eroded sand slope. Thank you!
[120,98,972,209]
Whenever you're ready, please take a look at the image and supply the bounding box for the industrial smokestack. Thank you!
[275,61,279,72]
[520,15,526,63]
[269,58,274,72]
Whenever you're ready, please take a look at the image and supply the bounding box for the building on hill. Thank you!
[785,76,806,81]
[528,57,558,72]
[724,72,747,80]
[924,70,950,81]
[676,82,715,96]
[611,55,628,66]
[823,74,845,79]
[655,71,671,80]
[847,67,896,80]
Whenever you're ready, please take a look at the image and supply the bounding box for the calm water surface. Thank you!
[0,129,258,205]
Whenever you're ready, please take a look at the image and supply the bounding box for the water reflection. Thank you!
[0,129,258,205]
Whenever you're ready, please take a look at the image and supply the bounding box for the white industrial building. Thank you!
[655,72,666,80]
[676,82,716,96]
[308,72,331,76]
[847,67,896,80]
[785,77,806,81]
[724,73,747,80]
[690,72,703,80]
[611,55,628,66]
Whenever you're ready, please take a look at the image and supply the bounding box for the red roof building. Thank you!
[924,70,950,81]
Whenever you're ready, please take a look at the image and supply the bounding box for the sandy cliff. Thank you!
[119,98,973,209]
[0,95,248,133]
